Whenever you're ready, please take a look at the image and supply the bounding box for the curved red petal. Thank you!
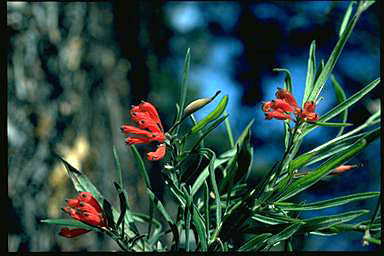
[303,101,316,113]
[121,125,153,137]
[139,102,162,124]
[59,228,90,238]
[147,144,166,161]
[125,137,152,145]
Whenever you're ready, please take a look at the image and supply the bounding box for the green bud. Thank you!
[182,90,221,118]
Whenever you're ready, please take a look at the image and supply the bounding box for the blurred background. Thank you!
[7,1,380,251]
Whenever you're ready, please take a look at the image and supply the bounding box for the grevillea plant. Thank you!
[42,1,381,251]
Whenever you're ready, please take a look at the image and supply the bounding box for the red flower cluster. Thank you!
[59,192,106,238]
[262,88,319,123]
[121,101,166,161]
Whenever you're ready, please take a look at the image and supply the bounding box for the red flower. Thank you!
[271,99,294,113]
[262,88,319,123]
[147,143,166,161]
[59,228,90,238]
[275,88,297,107]
[262,101,273,112]
[59,192,106,238]
[303,101,316,113]
[294,101,319,122]
[121,101,166,161]
[265,110,291,120]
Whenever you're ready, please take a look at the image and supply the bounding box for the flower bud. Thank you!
[182,90,221,118]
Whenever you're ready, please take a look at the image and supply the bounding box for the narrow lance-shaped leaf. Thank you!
[130,145,155,239]
[238,233,273,251]
[112,146,124,188]
[251,213,297,225]
[280,69,293,150]
[339,1,356,37]
[114,182,127,229]
[302,78,380,137]
[301,210,370,232]
[313,122,353,127]
[275,192,379,211]
[147,189,173,224]
[130,145,151,189]
[330,74,348,137]
[201,148,222,238]
[312,110,380,153]
[203,181,210,241]
[191,95,228,134]
[181,186,193,251]
[274,68,293,150]
[191,114,228,152]
[266,222,303,247]
[273,68,293,93]
[192,205,208,251]
[314,59,325,85]
[130,212,162,240]
[303,40,317,104]
[175,48,191,135]
[224,110,235,148]
[277,136,369,202]
[297,134,364,168]
[41,218,101,232]
[308,3,365,102]
[220,119,254,192]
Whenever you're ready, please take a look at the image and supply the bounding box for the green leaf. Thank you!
[224,110,235,148]
[219,119,254,192]
[314,59,325,84]
[130,145,151,189]
[255,161,280,201]
[112,146,123,188]
[147,189,173,224]
[59,157,102,199]
[191,95,229,134]
[130,145,154,238]
[288,151,318,172]
[273,68,292,93]
[266,222,303,247]
[303,40,317,104]
[300,135,363,167]
[175,48,191,135]
[238,233,273,251]
[276,192,379,211]
[191,114,228,152]
[251,213,296,225]
[302,210,370,232]
[192,205,208,251]
[308,4,364,102]
[203,181,210,241]
[181,186,193,251]
[277,136,370,202]
[131,212,162,241]
[283,120,290,151]
[41,218,100,232]
[161,172,186,207]
[292,110,379,170]
[190,148,228,197]
[302,78,380,137]
[330,74,348,136]
[114,182,127,229]
[313,122,353,127]
[339,1,356,37]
